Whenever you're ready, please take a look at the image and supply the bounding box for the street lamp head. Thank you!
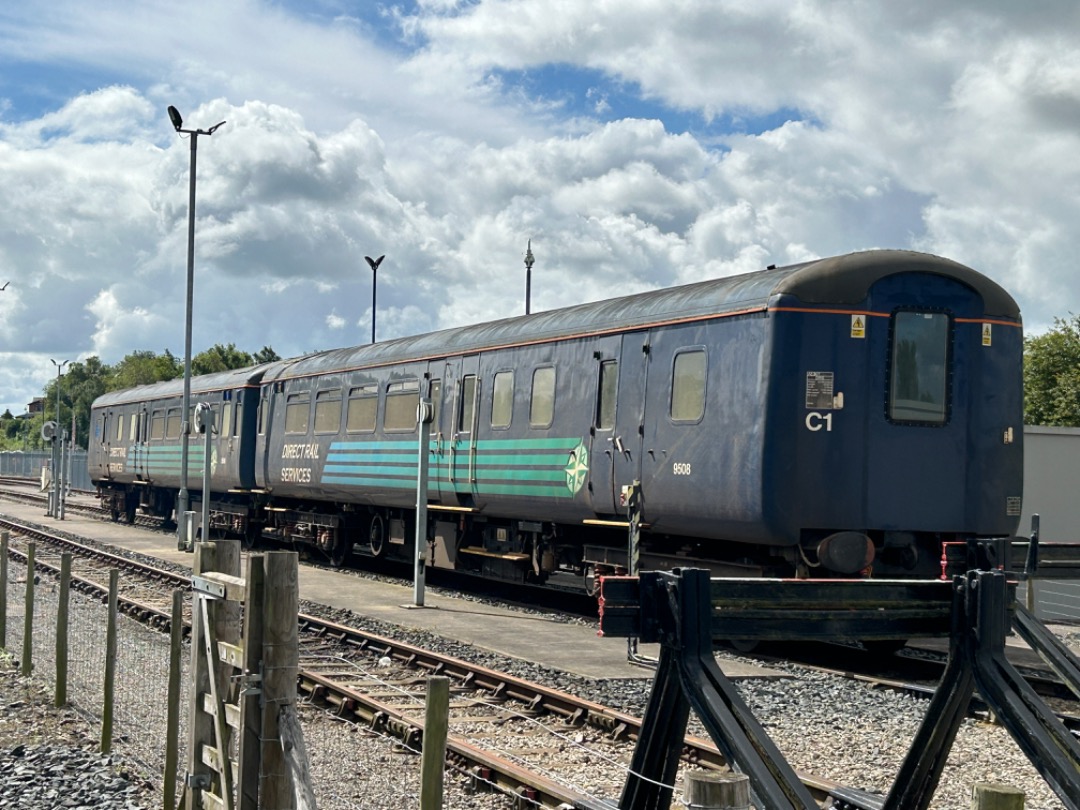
[168,105,183,131]
[365,255,385,273]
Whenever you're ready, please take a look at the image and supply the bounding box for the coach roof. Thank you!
[262,249,1019,382]
[91,363,282,409]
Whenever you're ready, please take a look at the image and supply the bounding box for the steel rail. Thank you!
[0,515,888,806]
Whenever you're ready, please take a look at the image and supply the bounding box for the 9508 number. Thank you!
[672,462,692,476]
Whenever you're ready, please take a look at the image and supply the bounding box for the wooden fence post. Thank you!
[184,540,241,810]
[164,589,184,810]
[101,569,119,754]
[972,782,1025,809]
[261,551,299,810]
[21,542,35,676]
[420,676,450,810]
[237,555,265,810]
[0,530,8,648]
[682,771,750,809]
[55,552,71,706]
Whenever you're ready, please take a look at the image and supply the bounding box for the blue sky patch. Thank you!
[492,62,811,140]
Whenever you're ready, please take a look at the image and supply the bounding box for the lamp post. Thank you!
[365,254,385,344]
[167,105,225,550]
[524,240,535,315]
[50,359,68,518]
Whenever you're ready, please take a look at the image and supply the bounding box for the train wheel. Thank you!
[369,514,386,558]
[242,522,259,551]
[862,639,907,656]
[728,639,759,653]
[109,506,121,523]
[583,565,601,598]
[124,500,137,524]
[329,532,352,568]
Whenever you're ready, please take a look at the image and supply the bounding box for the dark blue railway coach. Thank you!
[89,250,1023,586]
[88,365,270,526]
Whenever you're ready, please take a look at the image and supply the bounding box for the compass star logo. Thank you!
[565,442,589,495]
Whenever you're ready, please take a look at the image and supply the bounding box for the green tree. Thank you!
[252,345,281,364]
[1024,314,1080,426]
[108,349,181,391]
[41,356,112,448]
[191,343,254,375]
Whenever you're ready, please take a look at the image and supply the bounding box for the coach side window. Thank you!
[458,375,478,435]
[314,389,342,434]
[346,385,378,432]
[132,413,142,442]
[221,401,233,438]
[386,380,420,431]
[491,371,513,429]
[530,367,555,428]
[596,361,618,430]
[166,408,182,439]
[150,410,165,441]
[115,414,124,443]
[284,394,309,434]
[671,350,707,422]
[429,380,442,436]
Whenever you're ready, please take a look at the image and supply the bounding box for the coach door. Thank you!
[440,355,480,503]
[587,334,647,516]
[132,405,147,480]
[94,409,112,480]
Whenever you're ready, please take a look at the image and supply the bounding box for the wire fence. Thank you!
[1,551,191,792]
[0,550,599,810]
[0,553,651,810]
[0,450,92,492]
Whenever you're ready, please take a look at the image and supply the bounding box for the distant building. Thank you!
[27,397,45,415]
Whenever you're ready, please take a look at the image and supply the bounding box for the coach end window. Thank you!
[671,349,707,423]
[888,311,950,425]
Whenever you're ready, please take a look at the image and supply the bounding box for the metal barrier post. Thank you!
[20,542,35,676]
[0,530,8,649]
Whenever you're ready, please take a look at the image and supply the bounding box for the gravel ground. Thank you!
[1,533,1078,810]
[0,652,156,810]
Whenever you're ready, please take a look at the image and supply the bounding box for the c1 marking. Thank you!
[805,412,833,432]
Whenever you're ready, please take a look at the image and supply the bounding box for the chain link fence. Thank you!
[0,450,92,492]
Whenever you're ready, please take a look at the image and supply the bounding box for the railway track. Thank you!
[4,496,1077,808]
[0,513,874,808]
[0,480,600,615]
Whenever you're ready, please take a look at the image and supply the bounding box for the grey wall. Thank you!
[1021,426,1080,624]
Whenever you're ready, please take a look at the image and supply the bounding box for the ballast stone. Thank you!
[0,744,146,810]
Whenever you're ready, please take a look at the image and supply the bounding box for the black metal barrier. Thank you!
[599,567,1080,810]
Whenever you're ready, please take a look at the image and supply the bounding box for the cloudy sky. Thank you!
[1,0,1078,414]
